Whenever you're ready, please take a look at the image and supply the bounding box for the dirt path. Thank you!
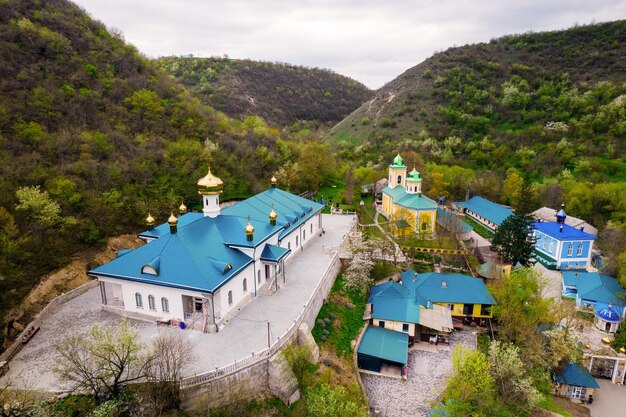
[2,234,143,348]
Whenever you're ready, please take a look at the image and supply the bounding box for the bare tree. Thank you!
[0,379,39,417]
[143,329,195,414]
[53,319,147,399]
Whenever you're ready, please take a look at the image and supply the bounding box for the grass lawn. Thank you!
[357,195,377,224]
[400,235,457,249]
[461,216,494,239]
[312,180,357,214]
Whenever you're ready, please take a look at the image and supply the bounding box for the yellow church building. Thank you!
[381,154,437,237]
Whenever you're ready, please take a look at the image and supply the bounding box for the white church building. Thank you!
[89,169,324,332]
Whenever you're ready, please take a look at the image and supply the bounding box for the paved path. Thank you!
[533,262,563,300]
[2,214,355,392]
[589,378,626,416]
[373,209,407,262]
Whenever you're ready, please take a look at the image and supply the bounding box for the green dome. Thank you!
[407,168,422,182]
[391,153,406,167]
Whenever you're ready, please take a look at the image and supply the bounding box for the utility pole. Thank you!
[267,321,271,348]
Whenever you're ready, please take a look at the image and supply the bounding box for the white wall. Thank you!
[279,213,322,260]
[214,263,254,324]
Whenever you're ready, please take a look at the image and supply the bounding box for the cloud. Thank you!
[74,0,626,88]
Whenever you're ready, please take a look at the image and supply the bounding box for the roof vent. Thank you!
[559,225,563,233]
[441,280,447,288]
[580,226,585,232]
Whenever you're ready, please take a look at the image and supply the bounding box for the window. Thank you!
[402,323,409,332]
[567,244,573,256]
[549,241,554,253]
[480,305,490,316]
[397,175,402,184]
[288,242,291,250]
[135,293,143,308]
[296,236,299,246]
[228,290,233,306]
[243,278,247,292]
[421,222,428,231]
[161,297,169,312]
[310,224,313,233]
[148,295,156,310]
[303,230,306,241]
[463,304,474,315]
[577,243,583,256]
[258,269,261,283]
[379,321,385,328]
[542,238,547,249]
[449,304,454,311]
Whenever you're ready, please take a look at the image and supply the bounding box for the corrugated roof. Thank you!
[555,362,600,388]
[357,326,409,365]
[368,281,419,323]
[454,196,512,226]
[532,207,597,236]
[260,244,290,262]
[91,187,323,293]
[382,186,438,210]
[562,271,626,308]
[403,271,497,306]
[533,221,597,241]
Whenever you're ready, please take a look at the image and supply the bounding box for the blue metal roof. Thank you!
[368,281,420,323]
[562,271,626,309]
[533,221,597,240]
[357,326,409,365]
[260,244,290,262]
[594,303,622,323]
[91,187,321,293]
[555,362,600,388]
[403,270,497,306]
[454,196,512,226]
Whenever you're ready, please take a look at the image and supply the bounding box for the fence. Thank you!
[0,280,99,364]
[180,251,340,389]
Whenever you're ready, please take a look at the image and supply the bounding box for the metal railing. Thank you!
[180,252,340,389]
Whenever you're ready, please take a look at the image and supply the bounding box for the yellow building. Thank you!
[381,154,437,237]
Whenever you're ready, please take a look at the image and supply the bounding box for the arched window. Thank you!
[296,236,299,246]
[577,244,583,256]
[310,223,313,233]
[258,269,261,283]
[228,290,233,306]
[161,297,169,312]
[243,278,247,292]
[549,241,554,253]
[148,295,156,310]
[135,293,143,308]
[567,244,573,256]
[421,222,428,231]
[397,175,402,184]
[288,242,291,250]
[303,230,306,241]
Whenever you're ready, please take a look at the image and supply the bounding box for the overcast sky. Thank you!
[73,0,626,89]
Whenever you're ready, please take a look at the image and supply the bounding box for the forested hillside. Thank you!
[0,0,336,344]
[156,56,372,127]
[330,21,626,281]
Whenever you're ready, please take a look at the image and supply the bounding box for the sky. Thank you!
[73,0,626,89]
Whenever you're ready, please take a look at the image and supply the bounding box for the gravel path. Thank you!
[362,328,477,417]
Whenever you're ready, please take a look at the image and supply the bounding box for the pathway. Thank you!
[2,214,355,392]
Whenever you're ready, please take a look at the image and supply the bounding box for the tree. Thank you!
[54,319,147,399]
[15,186,77,232]
[282,343,312,389]
[491,213,535,265]
[306,383,367,417]
[502,168,523,205]
[543,327,581,369]
[344,251,374,295]
[143,329,195,414]
[488,341,543,411]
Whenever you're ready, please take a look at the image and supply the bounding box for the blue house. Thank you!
[454,196,512,231]
[532,221,596,270]
[562,271,626,333]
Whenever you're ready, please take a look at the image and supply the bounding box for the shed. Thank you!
[357,326,408,375]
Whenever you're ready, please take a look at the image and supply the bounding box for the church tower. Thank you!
[197,167,224,218]
[388,154,407,189]
[405,167,422,194]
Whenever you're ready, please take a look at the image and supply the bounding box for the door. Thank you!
[265,264,270,281]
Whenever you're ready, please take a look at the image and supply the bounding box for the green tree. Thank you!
[306,383,367,417]
[491,213,534,265]
[15,186,77,232]
[502,168,523,205]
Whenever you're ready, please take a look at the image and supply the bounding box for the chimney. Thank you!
[413,272,417,282]
[441,280,447,288]
[580,226,585,232]
[559,225,563,233]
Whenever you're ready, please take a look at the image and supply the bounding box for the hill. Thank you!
[156,56,372,127]
[329,21,626,182]
[0,0,330,345]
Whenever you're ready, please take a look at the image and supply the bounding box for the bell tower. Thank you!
[388,154,407,189]
[197,167,224,218]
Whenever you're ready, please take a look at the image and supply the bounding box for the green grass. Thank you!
[461,216,494,239]
[576,311,594,322]
[312,180,359,214]
[537,396,573,417]
[400,235,457,249]
[311,276,367,356]
[357,195,376,224]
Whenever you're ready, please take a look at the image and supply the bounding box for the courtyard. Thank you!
[1,214,355,392]
[362,328,478,417]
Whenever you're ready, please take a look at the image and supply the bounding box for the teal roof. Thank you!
[555,362,600,388]
[562,271,626,308]
[403,270,497,306]
[382,186,437,211]
[436,208,473,233]
[390,154,406,168]
[260,244,290,262]
[454,196,512,226]
[368,281,420,323]
[357,326,409,365]
[533,221,596,240]
[91,187,322,293]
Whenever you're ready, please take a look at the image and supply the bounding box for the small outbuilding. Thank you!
[554,362,599,402]
[357,326,409,378]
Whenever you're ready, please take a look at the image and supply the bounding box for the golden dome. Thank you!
[244,216,255,235]
[269,205,278,221]
[271,174,277,184]
[197,167,224,195]
[146,213,155,226]
[179,202,187,214]
[168,212,178,225]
